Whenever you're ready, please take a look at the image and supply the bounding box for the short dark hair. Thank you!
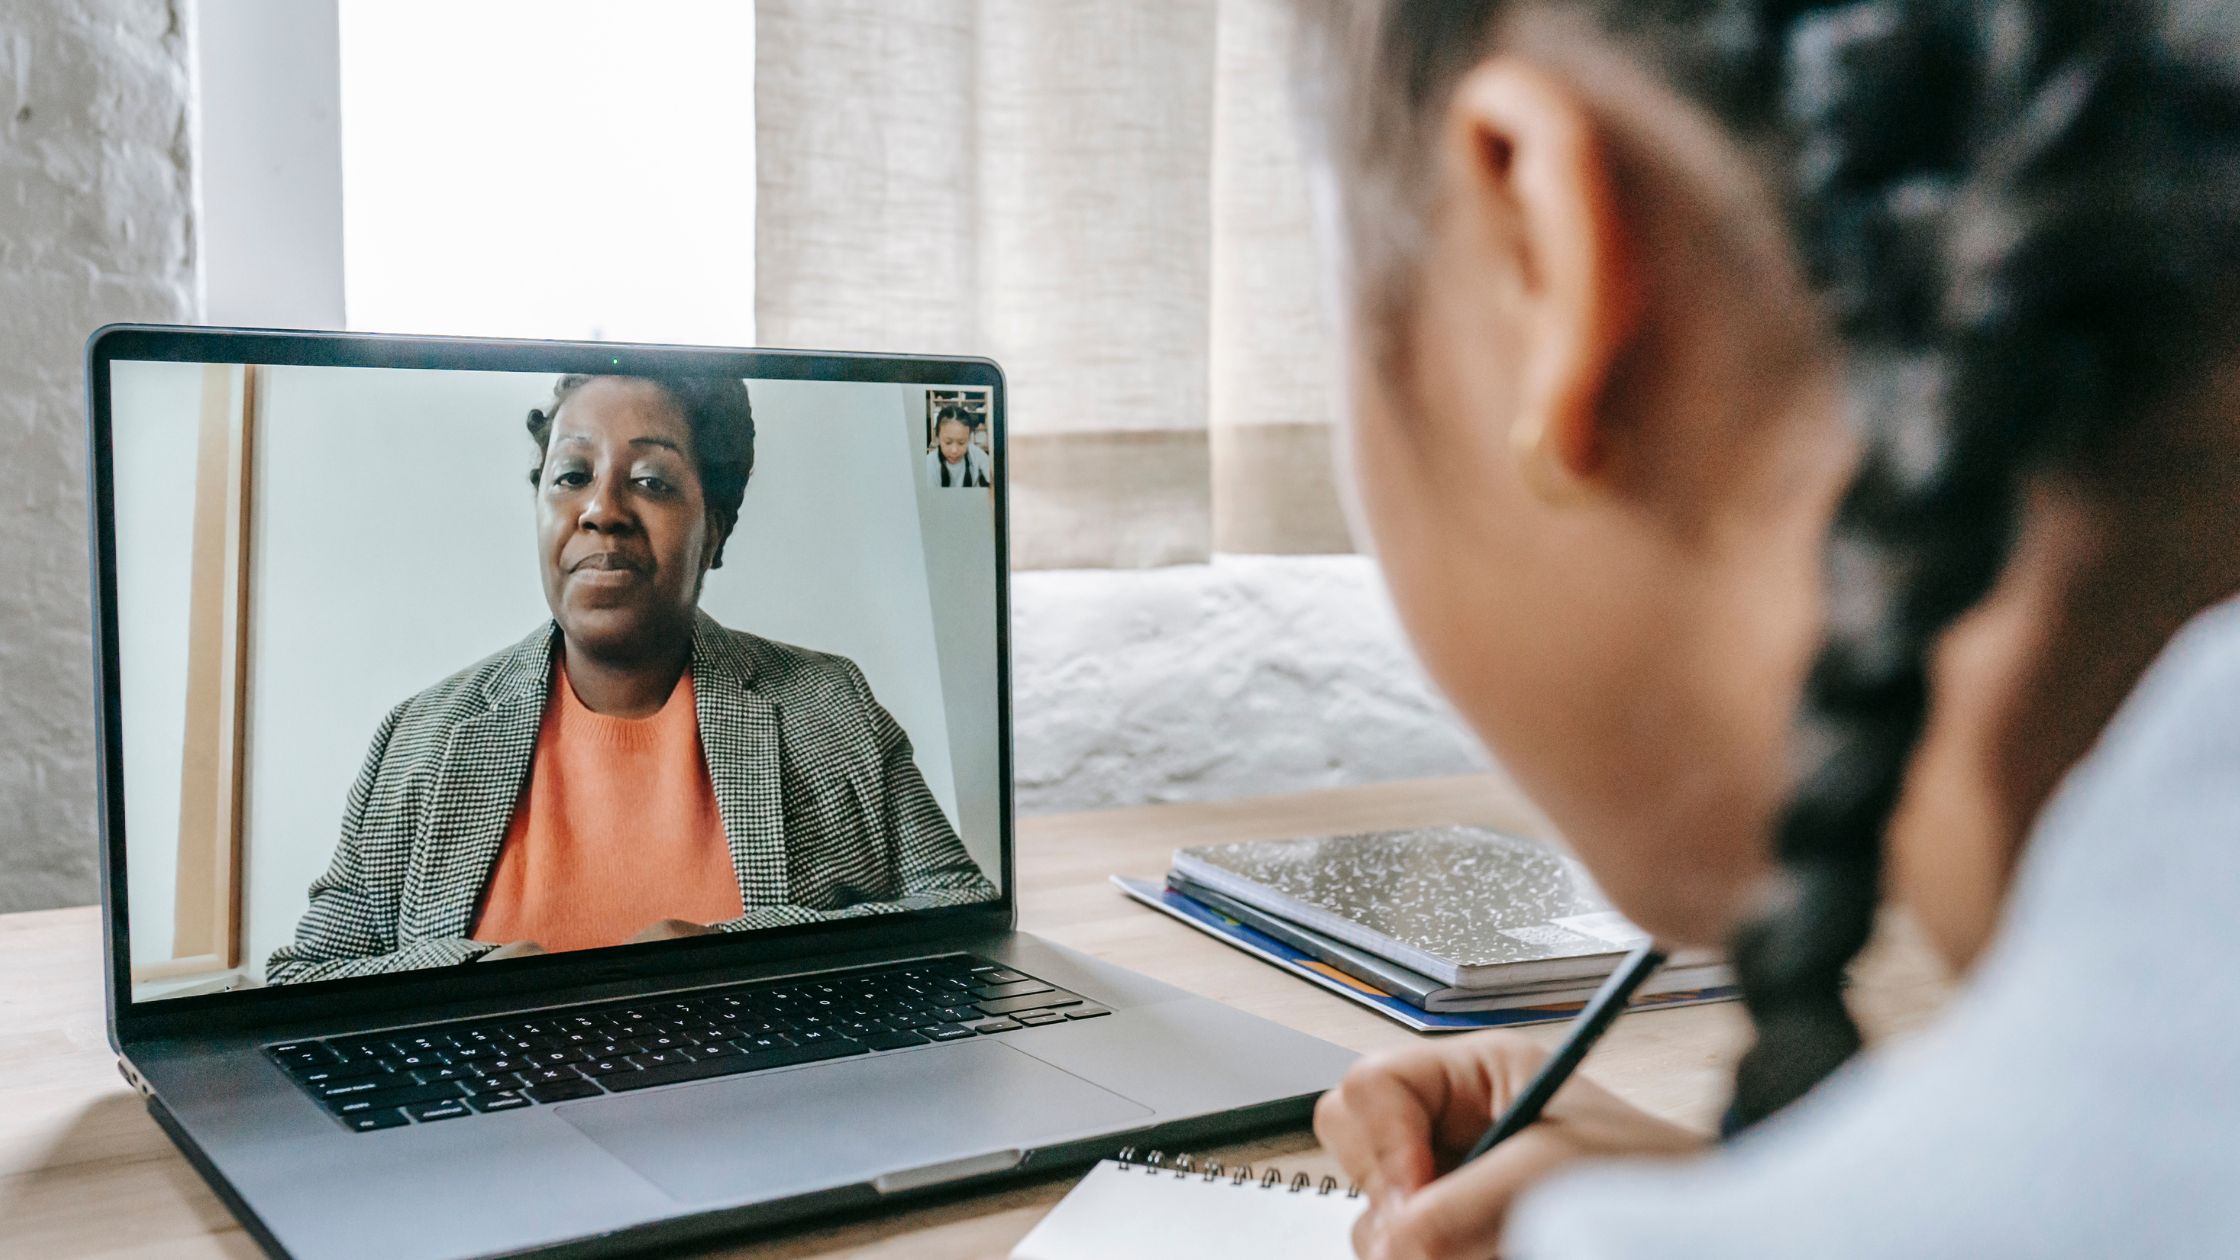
[526,373,756,566]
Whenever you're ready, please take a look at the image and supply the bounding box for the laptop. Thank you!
[84,326,1356,1259]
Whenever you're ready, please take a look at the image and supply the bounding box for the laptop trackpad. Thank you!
[555,1040,1153,1205]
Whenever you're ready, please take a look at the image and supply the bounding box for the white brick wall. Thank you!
[0,0,197,912]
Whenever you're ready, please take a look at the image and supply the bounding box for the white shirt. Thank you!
[1507,596,2240,1258]
[926,446,990,488]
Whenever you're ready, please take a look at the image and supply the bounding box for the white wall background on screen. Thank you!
[109,364,998,990]
[336,0,756,343]
[110,362,233,972]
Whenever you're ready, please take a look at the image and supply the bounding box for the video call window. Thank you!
[924,386,994,490]
[109,362,1004,1003]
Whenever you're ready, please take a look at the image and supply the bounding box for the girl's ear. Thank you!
[1443,59,1643,500]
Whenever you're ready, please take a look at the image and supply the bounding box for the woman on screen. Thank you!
[266,374,996,985]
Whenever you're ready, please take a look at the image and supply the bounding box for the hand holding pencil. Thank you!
[1313,945,1705,1260]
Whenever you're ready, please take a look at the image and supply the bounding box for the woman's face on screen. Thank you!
[534,377,718,663]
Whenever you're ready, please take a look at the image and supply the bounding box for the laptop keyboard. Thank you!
[266,954,1110,1132]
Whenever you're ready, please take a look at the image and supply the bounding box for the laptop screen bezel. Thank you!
[87,325,1017,1045]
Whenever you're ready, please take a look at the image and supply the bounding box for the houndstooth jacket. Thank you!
[263,611,998,985]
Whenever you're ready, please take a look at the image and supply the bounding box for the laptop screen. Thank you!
[102,352,1005,1004]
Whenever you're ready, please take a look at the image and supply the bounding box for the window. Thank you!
[336,0,757,344]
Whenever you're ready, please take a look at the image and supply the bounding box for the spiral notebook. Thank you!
[1012,1153,1363,1260]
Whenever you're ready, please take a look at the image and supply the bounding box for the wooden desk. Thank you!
[0,775,1953,1258]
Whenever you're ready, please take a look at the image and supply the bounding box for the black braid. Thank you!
[1294,0,2240,1129]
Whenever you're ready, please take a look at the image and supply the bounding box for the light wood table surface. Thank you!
[0,775,1953,1258]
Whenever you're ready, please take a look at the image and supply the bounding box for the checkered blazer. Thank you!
[263,611,998,985]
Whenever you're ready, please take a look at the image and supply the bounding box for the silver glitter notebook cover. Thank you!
[1170,826,1648,988]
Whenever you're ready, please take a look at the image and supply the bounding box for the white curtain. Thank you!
[754,0,1347,569]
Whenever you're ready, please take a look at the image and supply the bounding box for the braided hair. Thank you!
[1295,0,2240,1129]
[526,374,757,568]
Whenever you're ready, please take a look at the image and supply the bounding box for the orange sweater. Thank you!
[471,660,744,952]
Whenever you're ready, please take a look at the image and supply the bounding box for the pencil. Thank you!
[1459,938,1668,1164]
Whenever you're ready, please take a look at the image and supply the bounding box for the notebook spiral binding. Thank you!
[1115,1147,1363,1199]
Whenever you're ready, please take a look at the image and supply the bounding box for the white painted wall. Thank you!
[107,366,1001,989]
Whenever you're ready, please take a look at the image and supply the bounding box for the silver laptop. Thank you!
[85,326,1354,1259]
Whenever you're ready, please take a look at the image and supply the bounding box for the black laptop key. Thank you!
[921,1024,977,1041]
[1016,1011,1068,1027]
[580,1058,636,1078]
[523,1078,603,1104]
[470,1073,525,1093]
[344,1080,466,1112]
[972,967,1029,984]
[468,1090,531,1113]
[408,1098,473,1122]
[345,1107,409,1132]
[604,1053,753,1093]
[864,1029,930,1050]
[974,991,1084,1017]
[277,1046,338,1072]
[1063,1006,1113,1020]
[409,1065,473,1085]
[973,980,1054,1001]
[970,1019,1022,1034]
[743,1038,867,1070]
[316,1075,392,1100]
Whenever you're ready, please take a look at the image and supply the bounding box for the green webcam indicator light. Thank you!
[611,357,620,365]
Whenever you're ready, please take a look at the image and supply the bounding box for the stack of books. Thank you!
[1114,825,1734,1033]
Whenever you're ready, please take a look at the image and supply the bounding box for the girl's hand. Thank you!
[1315,1032,1705,1260]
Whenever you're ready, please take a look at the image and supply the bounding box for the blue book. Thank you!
[1113,876,1737,1034]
